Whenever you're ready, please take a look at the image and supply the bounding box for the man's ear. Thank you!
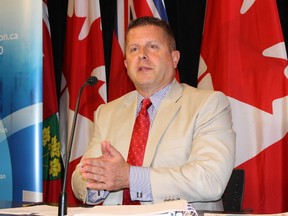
[124,59,128,68]
[172,50,180,68]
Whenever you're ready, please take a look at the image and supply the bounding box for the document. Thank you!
[74,200,196,216]
[0,200,197,216]
[0,204,82,215]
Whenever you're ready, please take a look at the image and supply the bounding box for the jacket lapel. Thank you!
[115,92,138,160]
[143,81,183,166]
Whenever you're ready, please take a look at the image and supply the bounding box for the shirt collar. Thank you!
[136,79,175,110]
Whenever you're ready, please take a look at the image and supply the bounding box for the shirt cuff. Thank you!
[129,166,153,201]
[86,188,109,205]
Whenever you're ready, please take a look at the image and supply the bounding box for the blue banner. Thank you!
[0,0,42,202]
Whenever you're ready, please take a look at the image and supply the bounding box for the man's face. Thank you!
[124,25,180,96]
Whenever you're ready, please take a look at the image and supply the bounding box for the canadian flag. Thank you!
[60,0,107,204]
[198,0,288,213]
[108,0,178,101]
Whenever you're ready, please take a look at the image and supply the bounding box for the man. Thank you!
[72,16,235,211]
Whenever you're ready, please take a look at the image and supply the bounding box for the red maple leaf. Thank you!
[62,12,106,121]
[200,0,288,114]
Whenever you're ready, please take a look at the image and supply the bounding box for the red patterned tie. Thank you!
[122,98,152,205]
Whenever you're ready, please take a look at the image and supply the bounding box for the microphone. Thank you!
[58,76,98,216]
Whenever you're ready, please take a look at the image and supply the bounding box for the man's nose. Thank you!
[138,48,148,60]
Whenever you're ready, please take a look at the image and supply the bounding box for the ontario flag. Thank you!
[198,0,288,213]
[60,0,107,204]
[108,0,178,101]
[42,0,63,203]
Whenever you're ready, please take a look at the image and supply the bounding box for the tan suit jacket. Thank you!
[72,80,236,211]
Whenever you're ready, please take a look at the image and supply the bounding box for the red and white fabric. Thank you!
[198,0,288,213]
[60,0,107,204]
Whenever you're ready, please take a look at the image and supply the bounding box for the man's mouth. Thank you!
[138,66,151,72]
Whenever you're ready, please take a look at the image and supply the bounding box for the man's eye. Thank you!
[130,47,138,53]
[149,44,158,49]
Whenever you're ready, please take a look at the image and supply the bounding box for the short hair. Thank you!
[126,16,177,51]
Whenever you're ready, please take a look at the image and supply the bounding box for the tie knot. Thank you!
[141,98,152,111]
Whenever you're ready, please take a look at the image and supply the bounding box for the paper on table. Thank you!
[0,200,196,216]
[74,200,195,216]
[0,204,84,216]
